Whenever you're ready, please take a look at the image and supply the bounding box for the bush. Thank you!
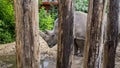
[0,20,14,44]
[39,7,55,31]
[48,5,58,20]
[0,0,14,22]
[75,0,88,13]
[0,0,15,44]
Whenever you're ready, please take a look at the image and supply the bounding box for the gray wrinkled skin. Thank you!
[39,11,120,56]
[39,11,88,56]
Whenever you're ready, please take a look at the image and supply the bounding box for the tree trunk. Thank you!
[56,0,74,68]
[83,0,106,68]
[14,0,40,68]
[103,0,119,68]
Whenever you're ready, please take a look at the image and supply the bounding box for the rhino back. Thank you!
[53,11,87,40]
[73,11,87,40]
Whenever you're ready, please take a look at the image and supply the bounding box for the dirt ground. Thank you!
[0,36,120,68]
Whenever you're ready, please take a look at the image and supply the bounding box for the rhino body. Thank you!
[51,12,87,55]
[40,11,119,56]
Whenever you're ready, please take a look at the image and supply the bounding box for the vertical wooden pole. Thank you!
[56,0,74,68]
[83,0,106,68]
[14,0,40,68]
[103,0,119,68]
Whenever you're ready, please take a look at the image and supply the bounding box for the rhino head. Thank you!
[39,30,57,48]
[39,18,58,48]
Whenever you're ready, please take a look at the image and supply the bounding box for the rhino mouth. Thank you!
[48,43,56,48]
[49,45,54,48]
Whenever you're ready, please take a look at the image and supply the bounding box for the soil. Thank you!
[0,36,120,68]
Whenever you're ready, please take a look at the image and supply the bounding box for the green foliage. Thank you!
[0,0,15,44]
[75,0,88,13]
[0,0,14,22]
[48,5,58,20]
[39,7,55,31]
[0,20,14,44]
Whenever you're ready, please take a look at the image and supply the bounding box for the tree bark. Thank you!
[14,0,40,68]
[56,0,74,68]
[103,0,119,68]
[83,0,106,68]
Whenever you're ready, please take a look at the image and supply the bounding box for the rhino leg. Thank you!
[74,39,79,55]
[74,39,85,57]
[118,34,120,41]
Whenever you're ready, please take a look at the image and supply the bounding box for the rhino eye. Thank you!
[51,35,54,37]
[44,31,47,34]
[44,31,48,34]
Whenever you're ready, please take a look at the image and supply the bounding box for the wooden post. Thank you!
[103,0,119,68]
[56,0,74,68]
[83,0,106,68]
[14,0,40,68]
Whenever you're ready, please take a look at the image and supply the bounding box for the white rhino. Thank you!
[39,11,120,56]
